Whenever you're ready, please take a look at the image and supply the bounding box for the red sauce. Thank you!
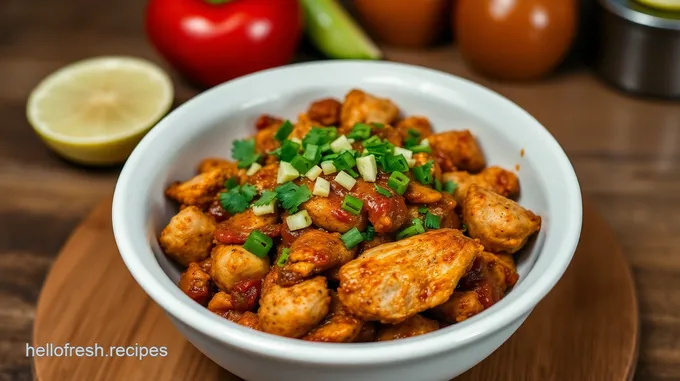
[331,208,353,223]
[215,224,281,244]
[231,279,262,311]
[207,200,229,222]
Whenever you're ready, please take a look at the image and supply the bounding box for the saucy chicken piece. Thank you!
[442,166,520,204]
[208,292,260,329]
[244,162,279,192]
[254,123,281,154]
[307,98,342,126]
[165,167,234,208]
[255,114,283,130]
[280,230,356,282]
[197,158,238,174]
[428,130,486,172]
[395,116,434,139]
[259,272,331,338]
[237,311,260,330]
[280,224,315,247]
[303,292,364,343]
[301,178,368,233]
[375,314,440,341]
[371,123,403,146]
[159,206,216,266]
[340,89,400,134]
[457,252,519,309]
[431,291,485,323]
[405,177,442,204]
[462,184,541,253]
[214,208,281,244]
[338,229,482,323]
[210,245,270,292]
[178,262,213,306]
[412,153,443,183]
[354,322,377,342]
[351,176,409,233]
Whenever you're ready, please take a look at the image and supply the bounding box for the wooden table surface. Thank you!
[1,1,679,380]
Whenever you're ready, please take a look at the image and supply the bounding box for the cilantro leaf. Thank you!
[241,184,258,202]
[275,182,312,214]
[253,190,277,207]
[231,139,261,168]
[219,188,249,214]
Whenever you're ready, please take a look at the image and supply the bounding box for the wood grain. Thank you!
[32,198,637,381]
[1,0,679,380]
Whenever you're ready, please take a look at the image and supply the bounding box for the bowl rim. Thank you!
[112,60,582,365]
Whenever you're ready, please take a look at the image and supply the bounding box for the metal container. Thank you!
[596,0,680,98]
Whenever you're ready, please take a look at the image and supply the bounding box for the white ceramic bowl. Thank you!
[112,61,582,381]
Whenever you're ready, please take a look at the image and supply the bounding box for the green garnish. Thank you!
[333,150,356,171]
[275,182,312,214]
[418,207,428,214]
[291,155,315,175]
[219,184,258,214]
[303,127,338,147]
[232,138,262,168]
[386,154,409,173]
[397,219,425,240]
[279,140,301,162]
[461,224,468,233]
[434,179,442,192]
[224,177,239,190]
[410,145,432,154]
[424,212,441,229]
[444,181,458,194]
[253,190,277,207]
[347,123,372,140]
[346,168,360,178]
[387,171,410,195]
[243,231,273,258]
[341,195,363,215]
[413,160,434,185]
[362,224,376,241]
[303,144,322,164]
[404,129,421,148]
[372,122,384,128]
[341,227,364,249]
[277,248,291,267]
[374,185,392,198]
[274,120,294,142]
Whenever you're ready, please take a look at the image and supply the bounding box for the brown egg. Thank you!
[455,0,577,80]
[353,0,451,48]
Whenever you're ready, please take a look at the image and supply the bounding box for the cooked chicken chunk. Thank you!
[303,292,363,343]
[259,273,331,338]
[307,98,342,126]
[178,262,213,306]
[405,178,442,204]
[443,166,520,204]
[340,89,400,134]
[354,322,377,342]
[426,193,461,229]
[244,162,278,192]
[457,252,519,309]
[428,130,486,172]
[462,184,541,253]
[360,234,394,253]
[197,158,238,174]
[395,116,434,139]
[165,168,233,208]
[255,114,283,130]
[338,229,482,323]
[280,230,356,282]
[351,176,409,233]
[214,208,281,245]
[291,113,315,140]
[431,291,485,323]
[159,206,216,266]
[254,122,281,154]
[375,315,439,341]
[371,123,403,146]
[301,178,368,233]
[208,292,260,329]
[236,311,260,330]
[210,245,269,292]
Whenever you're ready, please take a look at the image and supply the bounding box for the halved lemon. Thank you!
[635,0,680,11]
[27,56,174,166]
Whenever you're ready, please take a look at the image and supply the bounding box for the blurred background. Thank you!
[1,0,680,380]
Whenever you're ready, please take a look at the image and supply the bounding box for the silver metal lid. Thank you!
[600,0,680,30]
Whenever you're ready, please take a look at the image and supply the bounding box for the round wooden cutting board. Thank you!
[32,197,639,381]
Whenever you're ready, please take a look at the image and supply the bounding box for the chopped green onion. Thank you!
[305,165,323,181]
[330,135,353,153]
[387,172,410,195]
[410,145,432,154]
[394,147,413,160]
[277,161,300,184]
[347,123,372,140]
[286,210,313,231]
[277,248,291,267]
[413,161,434,185]
[363,135,381,147]
[274,120,294,142]
[313,177,331,197]
[303,144,322,164]
[362,224,376,241]
[396,220,426,240]
[319,142,332,153]
[341,195,363,215]
[291,155,315,175]
[224,177,239,190]
[403,129,421,148]
[321,160,337,175]
[434,179,442,192]
[275,182,312,213]
[444,181,458,194]
[386,154,409,173]
[303,127,338,147]
[333,150,356,171]
[341,227,364,249]
[246,162,262,176]
[418,207,428,214]
[375,185,392,198]
[279,140,301,162]
[357,154,377,182]
[424,212,441,229]
[335,171,357,190]
[346,168,360,178]
[243,231,273,258]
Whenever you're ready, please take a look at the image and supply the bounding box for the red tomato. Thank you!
[145,0,303,87]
